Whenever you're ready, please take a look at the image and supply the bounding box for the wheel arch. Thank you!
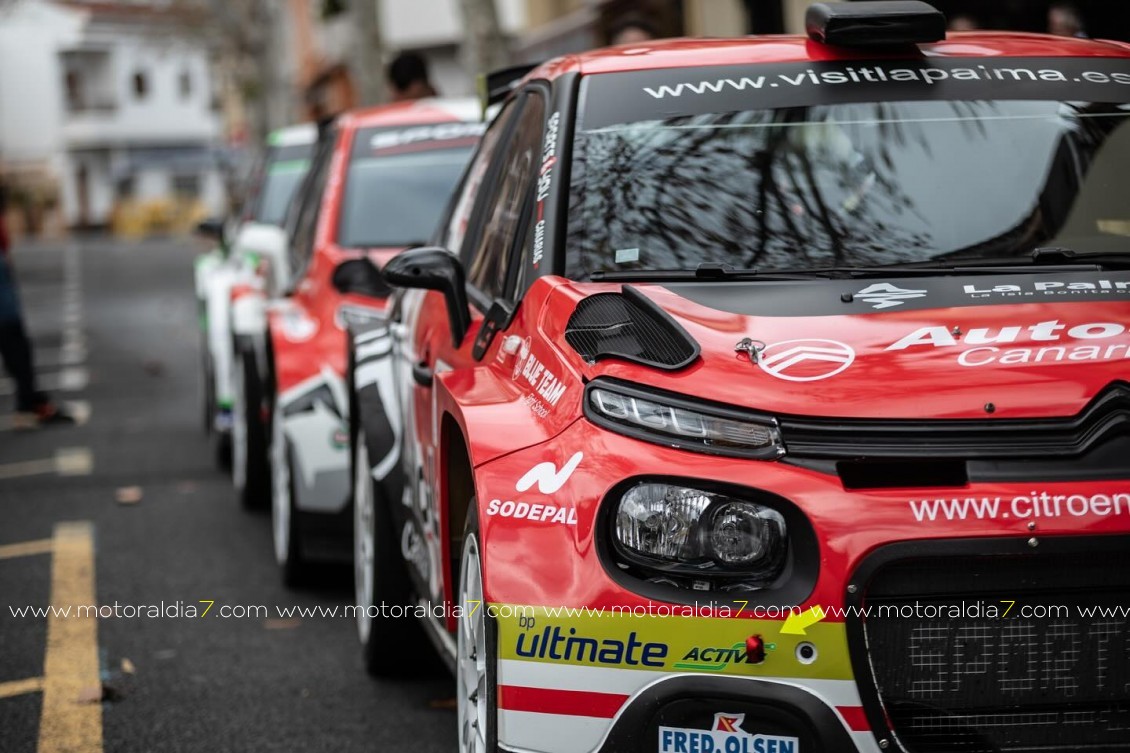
[441,412,475,612]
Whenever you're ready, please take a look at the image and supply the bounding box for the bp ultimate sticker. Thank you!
[659,713,798,753]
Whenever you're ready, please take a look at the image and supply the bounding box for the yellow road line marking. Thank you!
[39,521,102,753]
[0,676,45,699]
[0,448,93,481]
[0,538,53,560]
[0,458,56,480]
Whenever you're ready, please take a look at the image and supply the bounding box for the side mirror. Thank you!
[332,258,391,299]
[383,247,470,347]
[195,217,225,243]
[232,223,289,296]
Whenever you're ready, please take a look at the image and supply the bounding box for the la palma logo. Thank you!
[855,282,928,309]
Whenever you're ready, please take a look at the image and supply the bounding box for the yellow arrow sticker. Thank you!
[779,606,827,636]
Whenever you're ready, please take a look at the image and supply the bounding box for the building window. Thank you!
[116,175,135,200]
[179,70,192,99]
[65,70,83,111]
[133,71,149,99]
[172,174,200,198]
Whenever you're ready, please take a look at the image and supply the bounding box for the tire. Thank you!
[271,400,306,587]
[233,349,270,510]
[200,329,214,436]
[457,502,498,753]
[214,431,232,473]
[354,439,431,676]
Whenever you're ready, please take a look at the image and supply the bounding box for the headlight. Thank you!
[585,380,785,459]
[336,304,388,331]
[612,482,788,591]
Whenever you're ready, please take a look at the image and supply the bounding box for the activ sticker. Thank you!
[659,714,799,753]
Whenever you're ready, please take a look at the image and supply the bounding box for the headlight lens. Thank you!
[613,482,788,591]
[336,304,388,331]
[587,383,785,459]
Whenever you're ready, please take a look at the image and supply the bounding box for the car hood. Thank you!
[550,271,1130,420]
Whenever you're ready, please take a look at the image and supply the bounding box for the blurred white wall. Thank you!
[380,0,526,48]
[0,1,85,169]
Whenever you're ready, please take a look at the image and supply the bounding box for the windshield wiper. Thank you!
[1026,247,1130,268]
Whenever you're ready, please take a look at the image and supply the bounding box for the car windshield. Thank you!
[567,61,1130,278]
[338,143,475,248]
[256,157,310,226]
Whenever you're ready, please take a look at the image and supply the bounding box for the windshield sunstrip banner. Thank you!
[581,58,1130,129]
[665,271,1130,318]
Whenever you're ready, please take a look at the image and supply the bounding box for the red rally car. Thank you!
[249,99,483,584]
[347,3,1130,752]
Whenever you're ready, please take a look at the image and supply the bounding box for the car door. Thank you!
[395,90,548,611]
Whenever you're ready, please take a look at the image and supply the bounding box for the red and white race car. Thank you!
[233,99,483,584]
[347,3,1130,752]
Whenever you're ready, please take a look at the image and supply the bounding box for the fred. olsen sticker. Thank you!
[659,712,799,753]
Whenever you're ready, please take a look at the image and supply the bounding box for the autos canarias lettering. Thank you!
[531,112,560,268]
[514,625,667,667]
[487,498,577,525]
[531,218,546,267]
[887,319,1130,366]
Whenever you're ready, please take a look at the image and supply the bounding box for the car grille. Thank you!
[849,538,1130,753]
[779,380,1130,460]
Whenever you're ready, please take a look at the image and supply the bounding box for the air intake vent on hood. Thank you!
[565,285,699,370]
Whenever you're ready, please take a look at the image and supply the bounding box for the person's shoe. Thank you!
[34,402,75,426]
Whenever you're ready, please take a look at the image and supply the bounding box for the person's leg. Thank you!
[0,256,68,424]
[0,318,43,412]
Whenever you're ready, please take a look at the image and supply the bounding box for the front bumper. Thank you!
[475,416,1130,753]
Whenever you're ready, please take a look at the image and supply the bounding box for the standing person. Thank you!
[1048,3,1087,37]
[0,182,71,427]
[947,14,980,31]
[387,52,438,102]
[608,15,659,46]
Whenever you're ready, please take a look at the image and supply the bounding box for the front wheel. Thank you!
[200,323,214,436]
[271,401,306,587]
[233,349,269,509]
[354,439,430,676]
[457,504,497,753]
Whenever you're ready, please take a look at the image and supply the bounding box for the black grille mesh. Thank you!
[856,549,1130,753]
[565,287,698,370]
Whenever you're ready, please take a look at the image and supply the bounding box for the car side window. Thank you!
[463,93,546,302]
[287,130,336,283]
[439,101,519,256]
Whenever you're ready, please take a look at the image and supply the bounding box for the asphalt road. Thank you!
[0,237,454,752]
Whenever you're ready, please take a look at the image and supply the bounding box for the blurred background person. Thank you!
[0,183,70,428]
[1048,3,1087,37]
[607,15,660,46]
[948,13,981,31]
[387,51,438,101]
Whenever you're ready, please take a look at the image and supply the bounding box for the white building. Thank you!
[301,0,528,109]
[0,0,225,229]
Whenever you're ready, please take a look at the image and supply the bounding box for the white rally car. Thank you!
[194,123,316,472]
